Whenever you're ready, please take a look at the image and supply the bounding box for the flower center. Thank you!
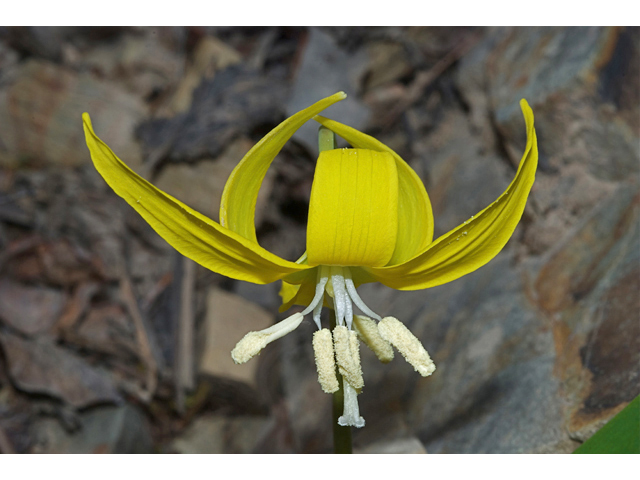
[231,264,436,429]
[301,265,381,330]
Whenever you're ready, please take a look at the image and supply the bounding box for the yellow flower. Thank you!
[83,92,537,428]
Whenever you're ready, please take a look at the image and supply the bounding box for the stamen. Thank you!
[378,317,436,377]
[353,315,394,363]
[330,266,348,326]
[343,270,382,321]
[231,312,304,364]
[333,325,364,390]
[338,379,365,428]
[312,329,339,393]
[312,298,323,330]
[345,293,353,330]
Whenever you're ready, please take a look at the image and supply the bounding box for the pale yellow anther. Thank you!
[333,325,364,390]
[378,317,436,377]
[353,315,394,363]
[312,329,339,394]
[231,312,304,364]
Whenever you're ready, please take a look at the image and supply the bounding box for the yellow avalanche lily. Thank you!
[83,92,537,428]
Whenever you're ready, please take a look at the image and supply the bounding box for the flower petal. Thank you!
[313,115,434,265]
[83,113,309,285]
[220,92,347,242]
[306,149,398,267]
[363,99,537,290]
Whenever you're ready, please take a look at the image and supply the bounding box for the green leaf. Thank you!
[573,395,640,454]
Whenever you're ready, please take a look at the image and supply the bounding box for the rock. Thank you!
[136,65,286,165]
[160,35,242,115]
[0,27,69,62]
[363,41,413,90]
[78,30,185,101]
[413,107,514,237]
[36,239,102,287]
[30,404,153,453]
[170,414,268,453]
[0,330,122,408]
[534,186,638,314]
[0,59,147,168]
[72,303,138,359]
[286,28,370,151]
[56,281,101,331]
[0,41,19,71]
[533,186,640,441]
[4,237,104,287]
[234,281,281,313]
[0,187,34,228]
[355,253,569,454]
[125,228,174,285]
[490,27,638,178]
[0,27,126,62]
[0,279,66,335]
[199,288,274,387]
[457,27,638,254]
[356,437,427,454]
[250,401,297,453]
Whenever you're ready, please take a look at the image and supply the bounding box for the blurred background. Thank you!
[0,26,637,454]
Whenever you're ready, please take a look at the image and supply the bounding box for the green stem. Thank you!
[318,125,336,153]
[330,310,352,454]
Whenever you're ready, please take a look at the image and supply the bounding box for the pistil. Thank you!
[338,378,365,428]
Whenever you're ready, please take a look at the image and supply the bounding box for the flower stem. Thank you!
[318,125,336,153]
[330,309,352,454]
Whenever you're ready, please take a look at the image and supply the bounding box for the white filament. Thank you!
[312,297,323,330]
[294,266,381,331]
[344,270,382,321]
[345,293,353,330]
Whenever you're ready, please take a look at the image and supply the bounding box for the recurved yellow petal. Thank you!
[364,99,538,290]
[313,115,434,265]
[220,92,347,243]
[83,113,309,285]
[306,149,398,267]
